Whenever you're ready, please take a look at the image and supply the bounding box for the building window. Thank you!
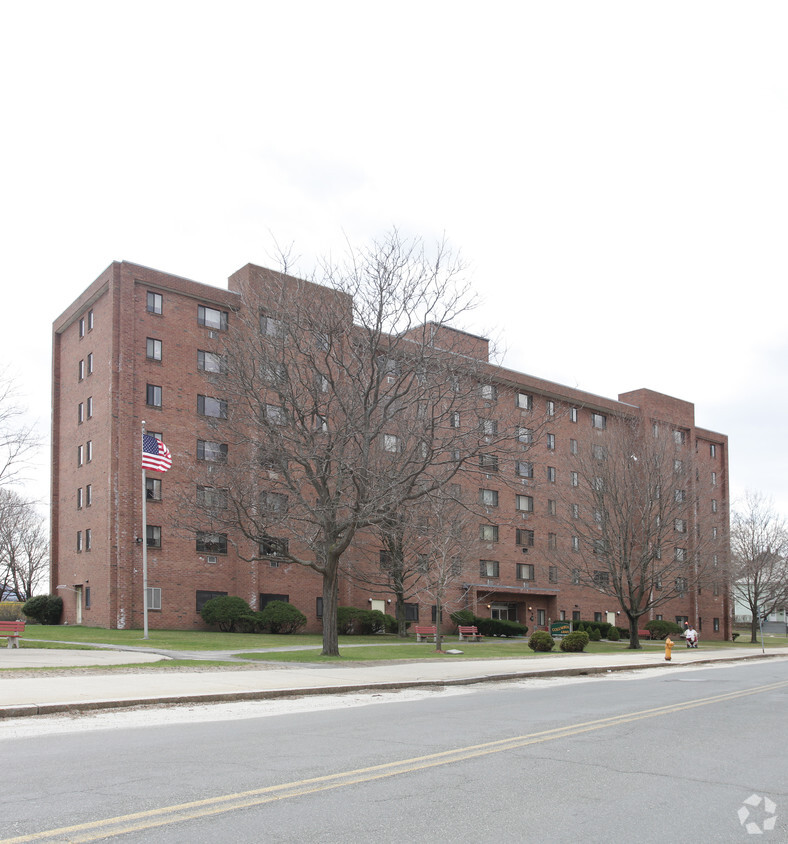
[198,350,225,373]
[547,466,556,482]
[572,536,580,552]
[593,444,606,461]
[146,384,162,407]
[261,492,288,513]
[572,570,580,585]
[548,532,557,549]
[87,309,94,331]
[546,433,555,450]
[516,563,535,581]
[76,531,82,552]
[676,577,688,596]
[713,617,720,632]
[516,528,534,547]
[516,461,533,479]
[479,524,499,542]
[674,489,686,503]
[673,429,686,446]
[77,445,84,466]
[547,499,556,516]
[549,566,558,583]
[383,434,401,453]
[197,395,228,419]
[197,486,228,510]
[316,597,324,618]
[570,471,578,487]
[480,418,497,436]
[147,292,163,314]
[198,305,228,331]
[518,427,533,444]
[85,586,91,609]
[572,503,579,519]
[78,402,84,424]
[78,359,85,381]
[85,529,92,551]
[265,404,286,426]
[569,407,578,423]
[711,499,718,513]
[197,440,228,462]
[260,536,289,557]
[147,338,162,361]
[196,590,227,612]
[675,519,687,533]
[480,384,497,401]
[449,411,460,428]
[593,570,610,587]
[196,532,228,554]
[146,477,162,501]
[675,548,687,563]
[591,413,606,429]
[79,317,85,338]
[86,440,93,462]
[479,488,499,507]
[146,587,162,611]
[480,454,498,473]
[260,312,284,337]
[711,471,717,487]
[546,400,555,416]
[86,484,92,506]
[570,438,578,455]
[516,495,533,512]
[480,559,499,578]
[516,392,532,411]
[77,487,83,509]
[710,444,717,458]
[146,525,162,548]
[260,593,289,611]
[87,353,94,375]
[87,396,93,418]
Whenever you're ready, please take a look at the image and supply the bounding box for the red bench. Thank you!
[458,625,482,641]
[638,629,651,640]
[0,620,25,649]
[414,625,437,642]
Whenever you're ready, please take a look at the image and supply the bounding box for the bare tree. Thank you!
[184,231,509,656]
[550,415,715,648]
[0,490,49,601]
[0,371,40,489]
[730,491,788,643]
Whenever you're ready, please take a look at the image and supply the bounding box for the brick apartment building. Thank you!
[51,261,732,639]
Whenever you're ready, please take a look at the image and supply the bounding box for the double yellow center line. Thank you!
[7,679,787,843]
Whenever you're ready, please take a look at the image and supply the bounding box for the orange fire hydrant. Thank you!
[665,636,674,661]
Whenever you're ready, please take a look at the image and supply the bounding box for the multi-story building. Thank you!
[51,261,731,638]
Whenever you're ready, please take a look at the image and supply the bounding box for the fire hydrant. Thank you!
[665,636,674,661]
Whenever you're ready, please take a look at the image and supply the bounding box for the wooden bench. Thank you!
[458,625,482,641]
[414,625,437,642]
[0,620,25,649]
[638,629,651,640]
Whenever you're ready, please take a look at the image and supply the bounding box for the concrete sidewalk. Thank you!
[1,645,786,719]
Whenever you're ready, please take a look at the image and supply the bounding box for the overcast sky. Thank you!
[2,1,787,516]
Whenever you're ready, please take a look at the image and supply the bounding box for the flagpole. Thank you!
[142,421,149,640]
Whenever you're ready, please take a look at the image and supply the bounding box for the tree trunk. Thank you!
[750,614,758,644]
[321,559,340,656]
[435,599,443,652]
[627,614,642,650]
[395,592,407,638]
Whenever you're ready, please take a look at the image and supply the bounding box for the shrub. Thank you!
[22,595,63,625]
[589,627,601,641]
[337,606,362,634]
[645,620,682,640]
[528,630,555,652]
[476,617,527,638]
[354,609,388,634]
[607,625,620,641]
[450,609,476,628]
[259,600,307,634]
[0,602,25,621]
[200,595,252,632]
[560,631,590,652]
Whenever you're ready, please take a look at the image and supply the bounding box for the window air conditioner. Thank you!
[207,555,217,564]
[209,331,218,339]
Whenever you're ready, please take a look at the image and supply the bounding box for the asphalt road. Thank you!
[2,660,786,843]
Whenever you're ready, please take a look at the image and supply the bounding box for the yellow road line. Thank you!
[6,679,787,843]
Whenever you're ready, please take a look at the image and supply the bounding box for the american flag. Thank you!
[142,434,172,473]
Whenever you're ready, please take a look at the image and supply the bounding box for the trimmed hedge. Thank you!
[560,631,590,652]
[449,610,527,638]
[0,601,27,621]
[528,631,555,652]
[22,595,63,625]
[336,606,397,634]
[200,595,252,632]
[259,600,307,634]
[645,620,683,640]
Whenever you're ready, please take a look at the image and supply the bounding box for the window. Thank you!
[77,487,83,509]
[79,317,85,338]
[546,400,555,416]
[260,593,290,611]
[675,577,688,596]
[712,526,718,539]
[198,305,228,331]
[516,494,533,512]
[572,569,580,585]
[85,529,92,551]
[146,477,162,501]
[86,440,93,462]
[546,433,555,450]
[710,444,717,458]
[197,486,227,510]
[480,560,499,577]
[480,384,497,401]
[197,440,228,462]
[711,471,717,487]
[675,547,687,562]
[480,454,498,472]
[78,402,84,424]
[713,617,720,632]
[78,359,85,381]
[675,518,687,533]
[86,484,92,506]
[549,566,558,583]
[572,536,580,551]
[260,312,284,337]
[516,392,532,410]
[548,532,557,549]
[593,539,609,556]
[146,587,162,611]
[76,531,82,552]
[516,461,533,478]
[87,353,94,375]
[196,590,227,612]
[593,444,606,461]
[383,434,401,453]
[146,525,161,548]
[479,488,499,507]
[570,438,578,455]
[516,528,534,547]
[591,413,606,429]
[404,603,420,622]
[572,503,579,519]
[147,292,163,314]
[449,411,460,428]
[711,499,718,513]
[479,524,499,542]
[593,570,610,587]
[196,532,228,554]
[146,338,162,361]
[266,404,285,425]
[316,597,324,618]
[197,395,228,419]
[85,586,91,609]
[516,563,535,581]
[146,384,162,407]
[198,350,225,373]
[518,427,533,444]
[77,445,84,466]
[547,499,556,515]
[673,429,686,446]
[262,492,288,512]
[87,309,94,331]
[480,418,497,435]
[570,471,578,487]
[674,489,686,503]
[87,396,93,418]
[260,536,289,557]
[547,466,556,482]
[570,407,578,423]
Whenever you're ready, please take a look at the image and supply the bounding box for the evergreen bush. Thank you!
[645,620,682,640]
[607,625,620,641]
[589,627,601,641]
[259,600,307,634]
[200,595,252,632]
[528,630,555,652]
[560,631,590,652]
[22,595,63,625]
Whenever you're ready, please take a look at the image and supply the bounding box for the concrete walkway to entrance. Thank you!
[1,642,786,719]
